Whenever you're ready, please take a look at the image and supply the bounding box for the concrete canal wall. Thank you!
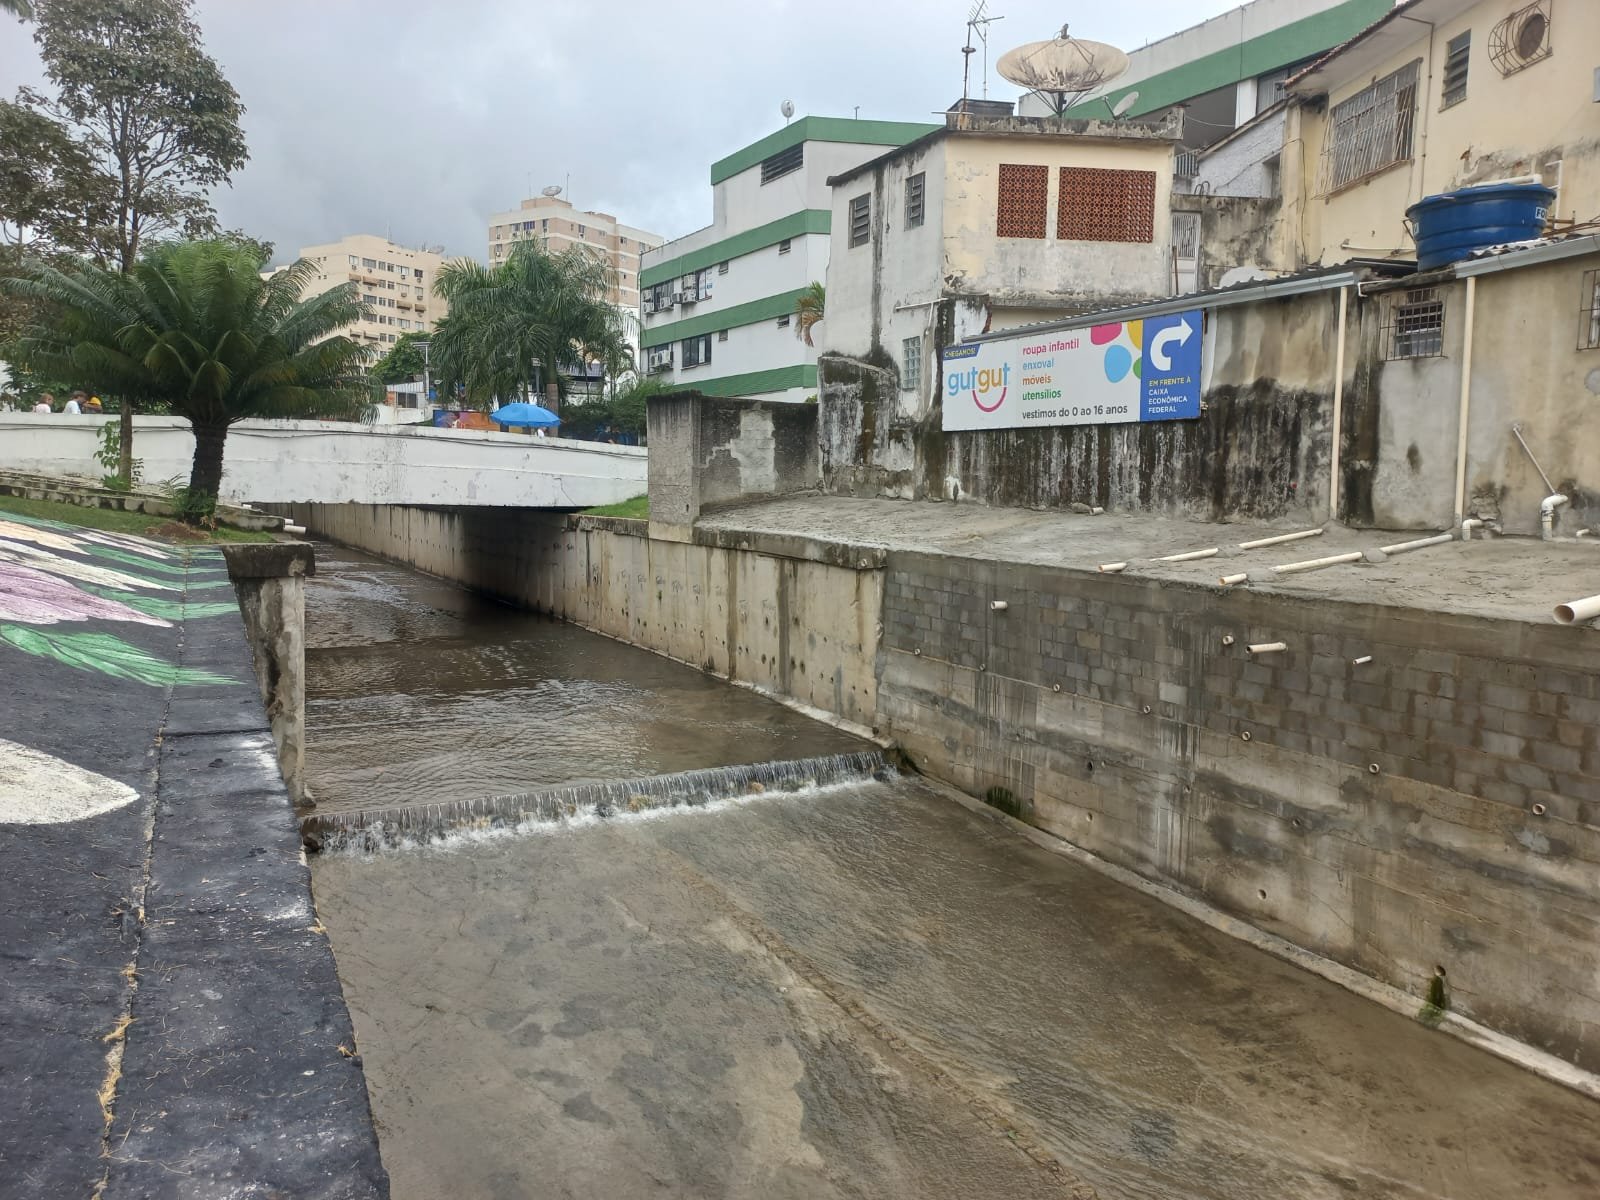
[274,497,1599,1075]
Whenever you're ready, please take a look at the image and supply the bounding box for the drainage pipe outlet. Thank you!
[1156,547,1220,563]
[1554,595,1600,625]
[1541,494,1570,541]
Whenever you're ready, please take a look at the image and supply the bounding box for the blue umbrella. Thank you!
[491,402,561,429]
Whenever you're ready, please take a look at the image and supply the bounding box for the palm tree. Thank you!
[430,241,624,410]
[5,238,369,512]
[1,0,33,19]
[795,280,825,347]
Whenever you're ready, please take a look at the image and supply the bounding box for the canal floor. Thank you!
[305,545,1600,1199]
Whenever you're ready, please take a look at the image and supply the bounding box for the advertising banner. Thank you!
[941,310,1204,432]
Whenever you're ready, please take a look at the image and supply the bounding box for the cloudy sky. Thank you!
[2,0,1244,265]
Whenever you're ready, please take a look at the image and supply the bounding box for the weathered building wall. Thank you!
[1284,0,1600,269]
[285,497,1600,1068]
[822,288,1344,520]
[1190,194,1288,290]
[878,549,1600,1066]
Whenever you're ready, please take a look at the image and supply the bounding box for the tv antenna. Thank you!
[781,99,795,124]
[960,2,1004,112]
[996,24,1131,117]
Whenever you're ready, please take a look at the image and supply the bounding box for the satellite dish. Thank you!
[997,27,1131,117]
[1110,90,1140,118]
[541,184,562,198]
[781,99,795,122]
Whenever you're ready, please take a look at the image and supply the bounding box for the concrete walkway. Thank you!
[697,494,1600,625]
[0,514,386,1198]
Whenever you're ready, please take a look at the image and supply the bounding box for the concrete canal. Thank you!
[304,545,1600,1200]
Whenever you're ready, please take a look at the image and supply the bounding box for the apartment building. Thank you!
[486,196,662,313]
[293,234,449,352]
[639,116,939,402]
[1020,0,1392,157]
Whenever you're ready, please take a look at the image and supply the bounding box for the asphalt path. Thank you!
[0,514,386,1199]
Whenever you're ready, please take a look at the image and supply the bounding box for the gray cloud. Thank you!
[1,0,1243,264]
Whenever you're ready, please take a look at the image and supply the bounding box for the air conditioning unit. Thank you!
[671,291,685,305]
[649,359,672,374]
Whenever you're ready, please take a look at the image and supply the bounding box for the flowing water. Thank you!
[306,544,1600,1200]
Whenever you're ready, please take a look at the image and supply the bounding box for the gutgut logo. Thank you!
[947,361,1011,412]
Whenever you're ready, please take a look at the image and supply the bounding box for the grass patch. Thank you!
[583,494,649,519]
[0,495,273,543]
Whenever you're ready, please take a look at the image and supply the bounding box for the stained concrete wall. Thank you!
[821,288,1343,520]
[277,503,880,732]
[222,543,314,805]
[646,394,820,541]
[876,552,1600,1067]
[283,500,1600,1068]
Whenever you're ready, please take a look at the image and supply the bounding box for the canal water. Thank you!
[306,544,1600,1200]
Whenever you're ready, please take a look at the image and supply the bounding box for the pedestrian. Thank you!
[0,393,16,412]
[34,392,54,414]
[63,391,86,415]
[84,395,103,413]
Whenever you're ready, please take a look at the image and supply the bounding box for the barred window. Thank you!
[1322,59,1420,192]
[905,172,926,229]
[1057,167,1156,243]
[849,193,871,248]
[1384,288,1444,360]
[1580,270,1600,351]
[996,163,1048,239]
[901,336,922,392]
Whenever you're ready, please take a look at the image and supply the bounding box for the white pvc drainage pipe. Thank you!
[1156,547,1219,563]
[1271,551,1363,575]
[1238,528,1323,551]
[1379,533,1454,555]
[1541,494,1570,541]
[1554,595,1600,624]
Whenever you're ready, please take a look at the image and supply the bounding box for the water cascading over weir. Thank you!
[303,752,896,853]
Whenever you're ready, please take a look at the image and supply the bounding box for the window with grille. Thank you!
[996,163,1049,238]
[681,334,712,368]
[718,329,729,342]
[1384,288,1445,359]
[1057,167,1157,243]
[1442,31,1470,107]
[849,194,871,247]
[1322,59,1421,192]
[777,314,791,328]
[760,143,804,184]
[1580,270,1600,351]
[905,172,926,229]
[717,261,729,275]
[901,336,922,392]
[777,239,792,255]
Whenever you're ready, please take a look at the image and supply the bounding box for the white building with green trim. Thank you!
[639,117,938,403]
[1019,0,1392,154]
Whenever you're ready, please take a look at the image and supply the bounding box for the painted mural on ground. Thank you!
[0,513,239,825]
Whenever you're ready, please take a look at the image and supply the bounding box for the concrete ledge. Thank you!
[692,522,887,570]
[0,469,285,532]
[568,514,648,537]
[221,540,317,579]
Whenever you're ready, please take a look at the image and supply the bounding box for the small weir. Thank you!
[304,751,894,853]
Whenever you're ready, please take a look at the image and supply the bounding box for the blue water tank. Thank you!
[1406,183,1555,271]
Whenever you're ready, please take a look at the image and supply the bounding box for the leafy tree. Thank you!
[21,0,248,479]
[4,239,370,517]
[2,0,34,19]
[0,99,109,253]
[431,242,624,409]
[370,330,431,385]
[795,280,825,347]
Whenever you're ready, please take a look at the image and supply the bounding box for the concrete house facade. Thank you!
[638,117,938,403]
[1281,0,1598,268]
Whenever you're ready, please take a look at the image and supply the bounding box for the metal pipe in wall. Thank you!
[1330,286,1348,521]
[1452,275,1477,524]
